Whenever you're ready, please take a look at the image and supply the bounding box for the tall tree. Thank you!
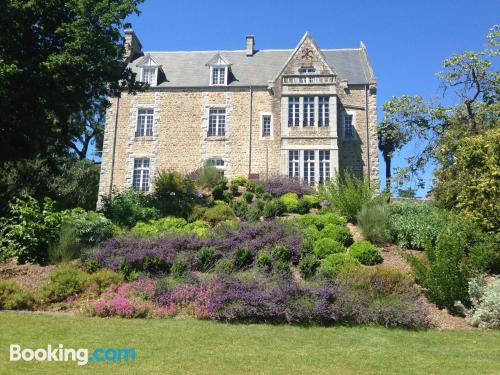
[68,101,106,160]
[0,0,145,162]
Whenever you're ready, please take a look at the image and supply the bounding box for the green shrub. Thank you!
[143,255,169,273]
[318,171,375,223]
[231,200,249,219]
[243,191,254,204]
[39,265,89,303]
[194,163,225,189]
[459,275,500,329]
[0,196,65,264]
[87,269,123,292]
[48,225,80,264]
[387,201,447,249]
[230,182,239,196]
[231,176,249,187]
[119,259,139,281]
[196,246,216,272]
[469,234,500,274]
[0,280,34,310]
[234,247,253,269]
[313,238,345,259]
[215,258,233,274]
[171,258,188,279]
[296,212,347,230]
[296,198,310,214]
[256,250,273,272]
[202,202,236,224]
[303,225,321,241]
[279,192,299,213]
[274,259,291,277]
[131,216,188,237]
[356,202,390,244]
[101,188,159,228]
[263,199,286,218]
[184,220,210,237]
[260,192,273,201]
[302,194,321,209]
[348,241,383,265]
[320,253,359,278]
[188,205,207,222]
[245,204,262,222]
[319,224,354,247]
[271,244,292,263]
[298,254,319,279]
[211,183,225,200]
[223,190,234,203]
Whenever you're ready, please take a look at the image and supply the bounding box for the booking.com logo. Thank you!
[9,344,136,366]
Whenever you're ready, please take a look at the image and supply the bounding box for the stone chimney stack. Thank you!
[246,35,255,56]
[123,28,142,62]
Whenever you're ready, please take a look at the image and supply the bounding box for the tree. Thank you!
[0,0,145,162]
[68,102,106,160]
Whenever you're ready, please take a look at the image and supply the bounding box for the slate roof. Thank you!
[128,48,373,88]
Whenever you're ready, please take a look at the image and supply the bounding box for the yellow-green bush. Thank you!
[0,280,34,310]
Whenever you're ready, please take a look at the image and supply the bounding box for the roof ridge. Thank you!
[144,48,361,54]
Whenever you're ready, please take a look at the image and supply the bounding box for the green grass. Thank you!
[1,312,499,374]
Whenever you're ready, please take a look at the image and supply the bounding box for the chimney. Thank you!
[246,35,255,56]
[123,28,142,62]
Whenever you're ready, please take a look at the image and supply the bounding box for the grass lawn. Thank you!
[1,312,499,374]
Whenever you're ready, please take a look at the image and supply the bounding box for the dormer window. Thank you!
[141,67,157,85]
[137,54,162,87]
[299,67,315,75]
[211,67,227,85]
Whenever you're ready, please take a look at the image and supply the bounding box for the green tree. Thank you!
[0,0,145,162]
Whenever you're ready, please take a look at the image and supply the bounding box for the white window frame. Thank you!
[132,158,150,192]
[206,158,225,170]
[135,108,154,137]
[210,66,228,86]
[288,97,300,127]
[141,67,158,86]
[208,108,226,137]
[318,96,329,127]
[288,150,299,179]
[319,150,331,184]
[260,113,273,139]
[299,66,316,75]
[303,150,315,185]
[303,96,315,127]
[342,111,356,139]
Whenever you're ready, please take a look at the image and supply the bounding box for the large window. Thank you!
[344,114,354,138]
[288,150,299,178]
[304,150,315,185]
[303,97,314,127]
[208,108,226,137]
[136,109,154,137]
[211,67,226,85]
[261,115,271,137]
[141,67,157,85]
[318,97,329,127]
[132,158,150,191]
[288,97,300,126]
[319,150,331,184]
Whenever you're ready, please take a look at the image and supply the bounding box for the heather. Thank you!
[261,175,312,197]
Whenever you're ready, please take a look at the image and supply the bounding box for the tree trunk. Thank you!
[384,155,391,193]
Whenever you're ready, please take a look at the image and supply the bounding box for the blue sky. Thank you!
[125,0,499,195]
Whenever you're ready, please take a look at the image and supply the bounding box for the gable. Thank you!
[137,54,161,67]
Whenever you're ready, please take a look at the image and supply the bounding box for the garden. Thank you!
[1,165,498,331]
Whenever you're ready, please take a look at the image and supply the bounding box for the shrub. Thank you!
[298,254,319,279]
[39,265,89,303]
[296,212,347,230]
[0,196,64,264]
[313,238,345,259]
[245,204,262,222]
[271,244,292,263]
[229,182,239,196]
[87,269,123,293]
[202,202,236,224]
[302,195,321,209]
[211,182,226,200]
[171,258,188,279]
[231,176,249,187]
[223,190,233,203]
[0,280,34,310]
[192,163,225,189]
[296,198,310,215]
[319,224,354,247]
[458,275,500,329]
[274,260,291,277]
[101,188,159,228]
[263,199,286,218]
[196,246,216,272]
[303,224,321,241]
[279,192,299,213]
[320,253,359,278]
[230,199,249,219]
[48,225,80,264]
[243,191,254,204]
[318,171,374,223]
[153,171,195,218]
[256,250,273,272]
[469,234,500,274]
[131,216,188,237]
[387,202,447,249]
[215,258,233,274]
[234,247,253,270]
[262,175,311,197]
[348,241,383,265]
[356,203,390,244]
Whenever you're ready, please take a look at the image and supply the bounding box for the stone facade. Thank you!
[97,32,379,205]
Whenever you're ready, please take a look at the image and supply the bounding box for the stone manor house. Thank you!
[98,29,379,198]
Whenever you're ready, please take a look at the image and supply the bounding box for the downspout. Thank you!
[364,84,371,185]
[248,86,253,176]
[109,96,120,195]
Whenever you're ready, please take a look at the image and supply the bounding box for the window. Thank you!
[208,108,226,136]
[136,109,154,137]
[288,150,299,178]
[344,114,354,138]
[299,67,315,75]
[211,67,226,85]
[318,97,329,127]
[303,97,314,127]
[288,97,299,126]
[141,67,157,85]
[304,150,315,185]
[261,115,271,137]
[132,158,150,191]
[206,159,225,169]
[319,150,331,184]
